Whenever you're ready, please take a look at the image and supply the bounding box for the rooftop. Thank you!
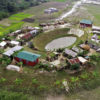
[80,19,92,25]
[16,51,41,62]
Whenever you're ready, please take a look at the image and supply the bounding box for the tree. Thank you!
[70,64,80,70]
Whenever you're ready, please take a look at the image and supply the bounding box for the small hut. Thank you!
[80,44,90,51]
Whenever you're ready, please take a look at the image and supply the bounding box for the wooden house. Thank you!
[80,19,92,28]
[15,51,41,66]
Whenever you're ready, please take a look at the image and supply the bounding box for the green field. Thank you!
[9,13,32,21]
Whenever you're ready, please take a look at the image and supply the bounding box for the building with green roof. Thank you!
[15,51,41,66]
[80,19,92,27]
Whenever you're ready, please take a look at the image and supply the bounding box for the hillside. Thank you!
[0,0,47,20]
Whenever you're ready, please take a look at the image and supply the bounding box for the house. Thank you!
[92,31,100,35]
[15,51,41,66]
[0,41,7,48]
[92,26,100,31]
[68,58,80,65]
[72,47,83,53]
[79,44,90,51]
[80,19,92,28]
[91,34,98,40]
[21,33,32,40]
[3,46,23,57]
[65,49,77,58]
[44,7,58,14]
[78,57,88,65]
[29,30,38,37]
[10,40,20,46]
[68,56,88,65]
[91,34,100,43]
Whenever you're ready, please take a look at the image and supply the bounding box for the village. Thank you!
[0,18,100,71]
[0,1,100,99]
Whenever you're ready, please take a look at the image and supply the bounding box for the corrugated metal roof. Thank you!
[80,19,92,25]
[16,51,41,62]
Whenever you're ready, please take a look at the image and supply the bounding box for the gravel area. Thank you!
[45,37,77,51]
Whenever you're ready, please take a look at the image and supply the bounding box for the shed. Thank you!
[15,51,41,66]
[78,57,88,64]
[80,19,92,27]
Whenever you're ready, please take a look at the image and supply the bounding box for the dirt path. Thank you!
[57,0,100,20]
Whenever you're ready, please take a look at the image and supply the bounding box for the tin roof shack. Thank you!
[29,30,39,37]
[0,41,7,49]
[92,26,100,31]
[68,57,88,66]
[72,47,83,53]
[78,56,88,65]
[92,31,100,35]
[15,51,41,66]
[44,8,58,14]
[80,19,92,28]
[64,49,77,58]
[9,40,20,47]
[3,46,23,57]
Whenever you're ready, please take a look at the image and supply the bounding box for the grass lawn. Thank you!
[86,4,100,26]
[33,28,75,51]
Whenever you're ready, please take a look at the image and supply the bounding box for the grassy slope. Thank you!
[86,4,100,26]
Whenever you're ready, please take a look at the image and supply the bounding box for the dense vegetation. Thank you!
[0,0,47,20]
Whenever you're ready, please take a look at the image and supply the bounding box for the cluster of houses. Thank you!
[0,26,41,70]
[8,26,40,41]
[64,46,88,66]
[44,7,58,14]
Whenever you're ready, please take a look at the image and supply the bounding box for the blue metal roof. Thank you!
[80,19,92,25]
[16,51,41,62]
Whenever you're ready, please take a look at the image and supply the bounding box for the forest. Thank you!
[0,0,47,20]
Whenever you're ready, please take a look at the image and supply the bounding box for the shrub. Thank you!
[0,77,7,83]
[70,64,80,70]
[14,78,23,85]
[32,78,38,84]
